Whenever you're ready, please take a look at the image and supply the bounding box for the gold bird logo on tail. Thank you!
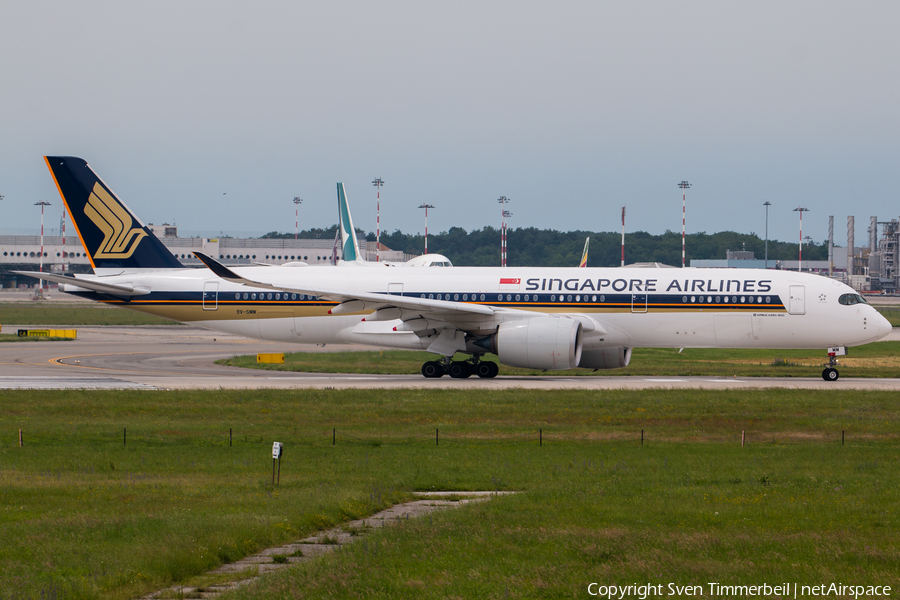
[84,183,147,259]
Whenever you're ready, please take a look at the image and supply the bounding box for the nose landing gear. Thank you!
[821,346,846,381]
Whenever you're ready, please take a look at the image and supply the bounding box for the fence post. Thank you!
[641,429,644,446]
[230,428,232,447]
[333,428,335,446]
[539,428,542,447]
[436,428,439,447]
[842,430,844,446]
[742,430,745,447]
[124,428,126,447]
[19,429,23,447]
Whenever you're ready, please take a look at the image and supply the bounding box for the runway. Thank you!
[2,324,899,390]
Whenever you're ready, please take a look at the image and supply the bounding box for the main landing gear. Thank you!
[421,355,499,379]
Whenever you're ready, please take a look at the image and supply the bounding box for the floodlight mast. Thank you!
[34,201,51,289]
[418,204,434,254]
[497,196,510,267]
[372,178,384,262]
[293,197,303,240]
[793,207,809,271]
[502,210,513,267]
[678,181,691,268]
[763,201,771,269]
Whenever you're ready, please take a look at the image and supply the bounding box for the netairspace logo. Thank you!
[586,582,892,599]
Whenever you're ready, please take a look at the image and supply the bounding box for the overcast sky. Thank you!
[1,1,898,248]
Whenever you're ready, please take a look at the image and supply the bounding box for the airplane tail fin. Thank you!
[579,237,590,268]
[336,182,366,264]
[44,157,183,272]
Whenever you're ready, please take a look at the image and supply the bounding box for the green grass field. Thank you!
[219,341,900,378]
[0,303,178,326]
[1,389,898,599]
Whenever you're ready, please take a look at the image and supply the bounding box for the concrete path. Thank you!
[136,492,514,600]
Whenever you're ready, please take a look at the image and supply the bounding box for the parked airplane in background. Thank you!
[17,157,892,380]
[335,182,453,268]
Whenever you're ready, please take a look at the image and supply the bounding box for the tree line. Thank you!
[262,227,830,268]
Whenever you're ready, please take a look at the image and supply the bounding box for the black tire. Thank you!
[476,361,499,379]
[448,361,472,379]
[475,362,494,378]
[422,361,444,378]
[822,367,839,382]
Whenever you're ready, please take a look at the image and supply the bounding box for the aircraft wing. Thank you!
[192,252,497,318]
[13,271,150,296]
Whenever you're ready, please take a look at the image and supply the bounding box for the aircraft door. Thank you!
[788,285,805,315]
[202,281,219,311]
[631,293,647,313]
[388,283,403,296]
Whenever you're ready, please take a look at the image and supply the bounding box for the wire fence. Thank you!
[5,426,890,450]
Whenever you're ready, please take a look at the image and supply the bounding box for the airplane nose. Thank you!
[875,310,894,340]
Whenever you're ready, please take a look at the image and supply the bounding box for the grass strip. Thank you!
[0,303,178,326]
[218,341,900,378]
[1,388,898,599]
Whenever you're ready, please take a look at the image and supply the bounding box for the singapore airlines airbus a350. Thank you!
[17,157,892,380]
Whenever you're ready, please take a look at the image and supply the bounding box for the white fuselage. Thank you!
[63,266,891,354]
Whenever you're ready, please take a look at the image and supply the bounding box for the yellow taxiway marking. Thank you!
[48,351,222,376]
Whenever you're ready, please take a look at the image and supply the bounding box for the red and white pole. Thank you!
[61,209,66,272]
[418,203,434,255]
[293,197,302,240]
[34,201,51,289]
[794,207,809,272]
[678,181,691,268]
[621,206,626,267]
[373,178,384,262]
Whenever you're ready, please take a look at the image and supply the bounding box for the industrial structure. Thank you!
[0,223,412,288]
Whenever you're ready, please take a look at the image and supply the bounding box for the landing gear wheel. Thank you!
[822,367,839,381]
[422,361,445,378]
[448,361,472,378]
[476,361,499,378]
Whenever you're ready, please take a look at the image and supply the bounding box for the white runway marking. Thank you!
[0,377,158,390]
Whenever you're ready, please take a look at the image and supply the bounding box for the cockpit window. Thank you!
[838,293,868,306]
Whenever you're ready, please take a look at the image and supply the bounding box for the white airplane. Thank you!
[334,181,453,268]
[18,156,892,381]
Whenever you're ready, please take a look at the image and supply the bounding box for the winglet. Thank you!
[194,251,243,281]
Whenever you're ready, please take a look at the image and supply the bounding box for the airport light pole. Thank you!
[35,201,51,289]
[372,178,384,262]
[293,197,303,240]
[621,206,626,267]
[678,181,691,268]
[418,204,434,254]
[498,196,510,267]
[763,201,771,269]
[794,207,809,272]
[502,210,513,267]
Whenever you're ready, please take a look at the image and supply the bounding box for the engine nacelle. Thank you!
[486,317,583,370]
[578,347,632,370]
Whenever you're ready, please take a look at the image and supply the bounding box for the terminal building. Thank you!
[0,223,413,288]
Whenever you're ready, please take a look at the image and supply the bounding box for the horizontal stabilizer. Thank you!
[13,271,150,296]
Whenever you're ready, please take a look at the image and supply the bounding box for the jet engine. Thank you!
[477,317,583,370]
[578,347,632,370]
